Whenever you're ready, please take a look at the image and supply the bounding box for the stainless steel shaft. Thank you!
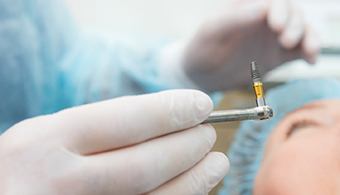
[202,106,273,124]
[321,47,340,55]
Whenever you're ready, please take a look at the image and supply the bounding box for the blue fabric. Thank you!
[219,79,340,195]
[0,0,74,132]
[0,0,178,133]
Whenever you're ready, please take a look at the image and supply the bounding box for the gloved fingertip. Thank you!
[194,91,214,119]
[279,35,297,50]
[303,27,321,63]
[306,55,317,65]
[211,152,230,173]
[205,152,230,189]
[198,124,217,148]
[162,90,214,130]
[304,42,320,65]
[269,19,285,33]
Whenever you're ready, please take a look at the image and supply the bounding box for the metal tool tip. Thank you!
[265,106,274,118]
[251,61,261,81]
[251,61,256,69]
[258,106,274,120]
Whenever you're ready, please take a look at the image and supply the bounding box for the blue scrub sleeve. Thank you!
[0,0,185,132]
[0,0,74,131]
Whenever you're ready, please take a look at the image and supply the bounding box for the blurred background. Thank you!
[66,0,340,81]
[65,0,340,194]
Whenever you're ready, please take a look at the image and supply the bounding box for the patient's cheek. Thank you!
[253,156,292,195]
[254,131,340,195]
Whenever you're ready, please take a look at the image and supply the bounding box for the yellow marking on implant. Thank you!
[253,82,264,98]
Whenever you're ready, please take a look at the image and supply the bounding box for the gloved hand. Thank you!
[183,0,320,91]
[0,90,229,195]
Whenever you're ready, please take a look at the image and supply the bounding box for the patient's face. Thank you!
[254,100,340,195]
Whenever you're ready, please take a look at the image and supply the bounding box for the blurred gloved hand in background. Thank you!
[182,0,320,91]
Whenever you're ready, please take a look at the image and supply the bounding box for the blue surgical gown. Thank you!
[0,0,177,132]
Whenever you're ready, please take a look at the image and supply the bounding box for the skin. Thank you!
[254,100,340,195]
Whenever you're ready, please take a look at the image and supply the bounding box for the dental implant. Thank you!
[202,61,273,124]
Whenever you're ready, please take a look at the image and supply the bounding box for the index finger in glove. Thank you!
[53,90,213,154]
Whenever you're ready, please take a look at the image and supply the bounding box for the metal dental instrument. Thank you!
[202,61,273,124]
[321,47,340,55]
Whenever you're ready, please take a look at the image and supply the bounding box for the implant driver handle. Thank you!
[202,106,273,124]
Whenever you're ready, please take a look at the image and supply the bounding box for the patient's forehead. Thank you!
[292,99,340,118]
[303,99,340,107]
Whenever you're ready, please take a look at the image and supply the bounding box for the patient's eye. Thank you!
[287,120,319,137]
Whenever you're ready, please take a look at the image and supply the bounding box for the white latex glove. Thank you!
[183,0,320,91]
[0,90,229,195]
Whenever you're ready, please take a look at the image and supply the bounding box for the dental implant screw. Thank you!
[251,61,266,107]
